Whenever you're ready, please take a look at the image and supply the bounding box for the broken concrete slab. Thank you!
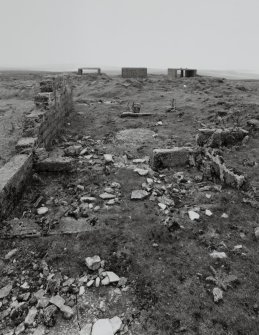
[196,128,248,147]
[35,157,74,172]
[120,112,152,118]
[151,147,193,170]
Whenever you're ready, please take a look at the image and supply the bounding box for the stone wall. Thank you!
[16,76,73,152]
[0,76,73,221]
[121,68,147,78]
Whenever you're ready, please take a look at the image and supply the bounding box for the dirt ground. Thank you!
[0,72,259,335]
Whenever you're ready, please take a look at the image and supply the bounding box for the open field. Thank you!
[0,72,259,335]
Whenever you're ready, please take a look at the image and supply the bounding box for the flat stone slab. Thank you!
[48,217,97,235]
[35,157,74,172]
[120,112,152,118]
[151,147,193,170]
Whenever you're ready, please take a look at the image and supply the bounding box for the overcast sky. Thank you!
[0,0,258,71]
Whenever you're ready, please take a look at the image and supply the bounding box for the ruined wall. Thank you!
[16,76,73,152]
[122,68,147,78]
[0,76,73,221]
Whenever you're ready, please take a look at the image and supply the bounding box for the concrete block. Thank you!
[122,67,147,78]
[151,147,194,170]
[0,154,33,220]
[15,137,38,152]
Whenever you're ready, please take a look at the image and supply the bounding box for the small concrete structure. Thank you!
[78,68,101,75]
[122,67,147,78]
[168,68,197,80]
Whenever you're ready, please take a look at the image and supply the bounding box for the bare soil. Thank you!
[0,72,259,335]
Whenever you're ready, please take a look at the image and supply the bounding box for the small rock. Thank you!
[37,297,50,309]
[95,277,101,287]
[80,324,92,335]
[131,190,149,200]
[101,277,110,286]
[21,282,30,290]
[49,295,65,309]
[188,210,200,221]
[33,325,46,335]
[213,287,223,303]
[210,251,227,259]
[134,168,149,176]
[99,193,116,200]
[60,305,74,320]
[105,271,120,283]
[118,277,128,287]
[104,187,114,193]
[77,185,85,191]
[255,227,259,240]
[92,319,113,335]
[15,322,25,335]
[158,203,167,210]
[43,305,58,327]
[107,199,116,205]
[99,300,106,312]
[0,283,12,299]
[79,286,85,296]
[110,316,122,334]
[104,154,114,163]
[37,207,48,215]
[62,278,75,287]
[111,182,121,188]
[221,213,229,218]
[85,255,101,270]
[86,279,94,288]
[80,196,96,203]
[205,209,213,217]
[25,306,38,326]
[5,248,18,260]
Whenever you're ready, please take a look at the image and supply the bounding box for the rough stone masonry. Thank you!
[0,76,73,221]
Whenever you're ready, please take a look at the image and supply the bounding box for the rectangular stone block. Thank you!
[122,67,147,78]
[151,147,194,170]
[0,154,33,221]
